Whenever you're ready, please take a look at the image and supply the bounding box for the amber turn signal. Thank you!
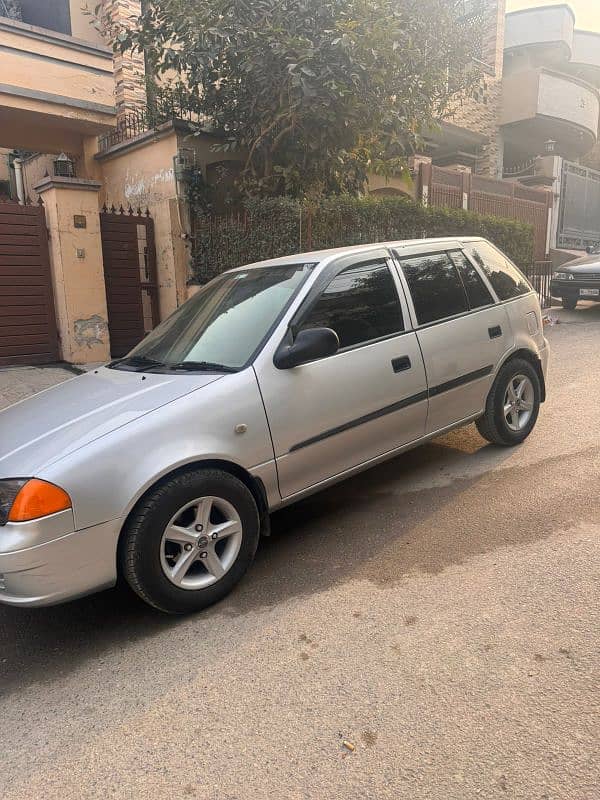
[8,479,72,522]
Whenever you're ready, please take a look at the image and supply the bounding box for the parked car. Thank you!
[0,237,549,613]
[551,244,600,309]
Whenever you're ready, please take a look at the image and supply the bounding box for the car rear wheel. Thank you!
[476,358,541,447]
[120,469,260,613]
[562,297,577,310]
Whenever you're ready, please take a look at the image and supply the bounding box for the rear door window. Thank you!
[397,251,468,325]
[449,250,494,309]
[464,241,531,301]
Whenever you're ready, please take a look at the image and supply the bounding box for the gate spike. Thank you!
[136,206,142,216]
[119,204,124,214]
[128,205,134,215]
[145,208,151,217]
[102,202,108,213]
[110,204,116,213]
[37,195,44,206]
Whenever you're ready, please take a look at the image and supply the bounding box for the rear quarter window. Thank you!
[465,241,531,301]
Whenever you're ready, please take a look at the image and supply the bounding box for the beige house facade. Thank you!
[0,0,598,366]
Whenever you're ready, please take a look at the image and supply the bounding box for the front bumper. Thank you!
[551,279,600,302]
[0,511,122,607]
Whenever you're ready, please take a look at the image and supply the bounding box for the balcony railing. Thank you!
[98,89,205,153]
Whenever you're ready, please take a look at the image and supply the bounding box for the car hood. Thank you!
[561,255,600,271]
[0,367,224,477]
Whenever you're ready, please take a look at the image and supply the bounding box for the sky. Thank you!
[506,0,600,32]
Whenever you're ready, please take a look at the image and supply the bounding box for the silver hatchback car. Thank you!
[0,237,549,613]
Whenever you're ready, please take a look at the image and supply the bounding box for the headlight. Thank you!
[0,480,28,526]
[554,272,569,280]
[0,479,71,525]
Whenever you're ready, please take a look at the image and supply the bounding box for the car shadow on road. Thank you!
[0,423,583,696]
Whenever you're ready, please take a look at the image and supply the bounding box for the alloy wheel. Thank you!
[160,496,243,589]
[503,374,534,432]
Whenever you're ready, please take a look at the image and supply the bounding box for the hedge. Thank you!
[192,195,534,283]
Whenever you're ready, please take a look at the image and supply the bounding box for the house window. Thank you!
[17,0,72,35]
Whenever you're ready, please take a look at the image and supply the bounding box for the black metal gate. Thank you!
[558,161,600,250]
[100,207,159,358]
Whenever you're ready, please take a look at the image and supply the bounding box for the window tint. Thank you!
[300,261,404,349]
[449,250,494,309]
[465,241,531,300]
[399,252,468,325]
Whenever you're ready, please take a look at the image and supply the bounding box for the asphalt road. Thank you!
[0,304,599,800]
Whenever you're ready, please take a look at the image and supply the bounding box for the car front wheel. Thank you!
[476,358,541,446]
[120,469,260,613]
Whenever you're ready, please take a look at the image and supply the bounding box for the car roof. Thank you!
[235,236,485,271]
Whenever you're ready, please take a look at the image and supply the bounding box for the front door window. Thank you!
[299,260,404,349]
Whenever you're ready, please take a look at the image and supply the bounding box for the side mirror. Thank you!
[274,327,339,369]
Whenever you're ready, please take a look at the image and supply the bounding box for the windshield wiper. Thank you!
[166,360,238,373]
[108,355,165,371]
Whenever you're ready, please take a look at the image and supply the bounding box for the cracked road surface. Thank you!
[0,304,598,799]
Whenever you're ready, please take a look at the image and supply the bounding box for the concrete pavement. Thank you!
[0,303,598,800]
[0,364,78,411]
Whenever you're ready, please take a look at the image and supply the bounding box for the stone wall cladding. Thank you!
[448,0,506,177]
[101,0,147,117]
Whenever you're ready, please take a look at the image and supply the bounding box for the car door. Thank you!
[392,246,513,434]
[253,250,429,499]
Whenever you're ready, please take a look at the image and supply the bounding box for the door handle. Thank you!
[488,325,502,339]
[391,355,411,373]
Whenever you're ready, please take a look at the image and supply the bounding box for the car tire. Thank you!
[476,358,541,447]
[562,297,577,310]
[119,469,260,614]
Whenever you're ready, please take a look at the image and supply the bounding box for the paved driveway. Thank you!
[0,304,598,800]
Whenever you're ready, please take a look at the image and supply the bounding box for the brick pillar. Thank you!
[101,0,147,118]
[34,177,110,364]
[447,0,506,178]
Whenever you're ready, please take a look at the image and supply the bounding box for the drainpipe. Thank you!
[13,157,25,204]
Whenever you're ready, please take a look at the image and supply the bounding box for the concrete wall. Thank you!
[501,69,542,125]
[538,70,599,135]
[0,17,116,153]
[21,154,56,201]
[69,0,105,45]
[367,172,415,198]
[571,30,600,82]
[35,177,110,364]
[504,5,574,53]
[0,149,9,183]
[98,128,188,318]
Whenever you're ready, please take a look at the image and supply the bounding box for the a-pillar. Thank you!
[34,176,110,364]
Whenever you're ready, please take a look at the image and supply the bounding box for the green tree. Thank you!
[111,0,481,197]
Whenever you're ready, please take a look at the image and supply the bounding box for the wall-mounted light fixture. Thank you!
[53,153,75,178]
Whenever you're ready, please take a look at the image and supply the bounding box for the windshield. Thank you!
[112,263,315,371]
